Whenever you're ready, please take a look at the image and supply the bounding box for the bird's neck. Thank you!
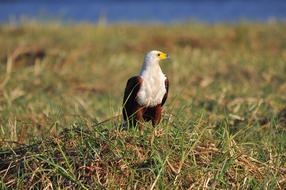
[139,61,163,78]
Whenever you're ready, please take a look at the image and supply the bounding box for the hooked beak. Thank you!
[166,53,170,60]
[159,52,170,60]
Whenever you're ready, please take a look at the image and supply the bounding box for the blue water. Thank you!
[1,0,286,23]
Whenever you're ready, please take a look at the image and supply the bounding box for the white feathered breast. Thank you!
[137,68,166,107]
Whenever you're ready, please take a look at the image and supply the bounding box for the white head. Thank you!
[144,50,169,65]
[138,50,169,106]
[140,50,169,75]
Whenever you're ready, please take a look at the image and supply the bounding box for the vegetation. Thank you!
[0,21,286,189]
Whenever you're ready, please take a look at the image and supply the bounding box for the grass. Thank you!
[0,21,286,189]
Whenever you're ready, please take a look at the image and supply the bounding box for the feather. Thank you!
[122,50,169,128]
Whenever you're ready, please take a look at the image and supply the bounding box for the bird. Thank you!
[122,50,169,129]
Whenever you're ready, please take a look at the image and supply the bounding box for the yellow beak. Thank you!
[159,52,169,60]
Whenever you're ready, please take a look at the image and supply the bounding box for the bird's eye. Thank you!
[157,53,160,56]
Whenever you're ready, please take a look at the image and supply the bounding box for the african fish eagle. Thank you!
[122,50,169,128]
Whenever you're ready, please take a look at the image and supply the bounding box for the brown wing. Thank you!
[122,76,143,121]
[161,77,169,106]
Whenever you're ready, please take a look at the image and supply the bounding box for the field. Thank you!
[0,21,286,189]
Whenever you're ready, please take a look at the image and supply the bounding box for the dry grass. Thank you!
[0,21,286,189]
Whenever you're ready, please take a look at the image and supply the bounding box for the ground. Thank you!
[0,21,286,189]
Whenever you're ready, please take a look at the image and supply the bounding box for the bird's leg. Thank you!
[152,105,162,126]
[135,107,145,130]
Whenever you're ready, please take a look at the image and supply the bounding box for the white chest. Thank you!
[137,71,166,107]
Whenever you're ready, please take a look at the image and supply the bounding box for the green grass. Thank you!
[0,21,286,189]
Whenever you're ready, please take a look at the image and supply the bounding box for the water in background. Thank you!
[1,0,286,23]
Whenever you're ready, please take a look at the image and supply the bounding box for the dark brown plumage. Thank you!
[122,76,169,128]
[122,50,169,129]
